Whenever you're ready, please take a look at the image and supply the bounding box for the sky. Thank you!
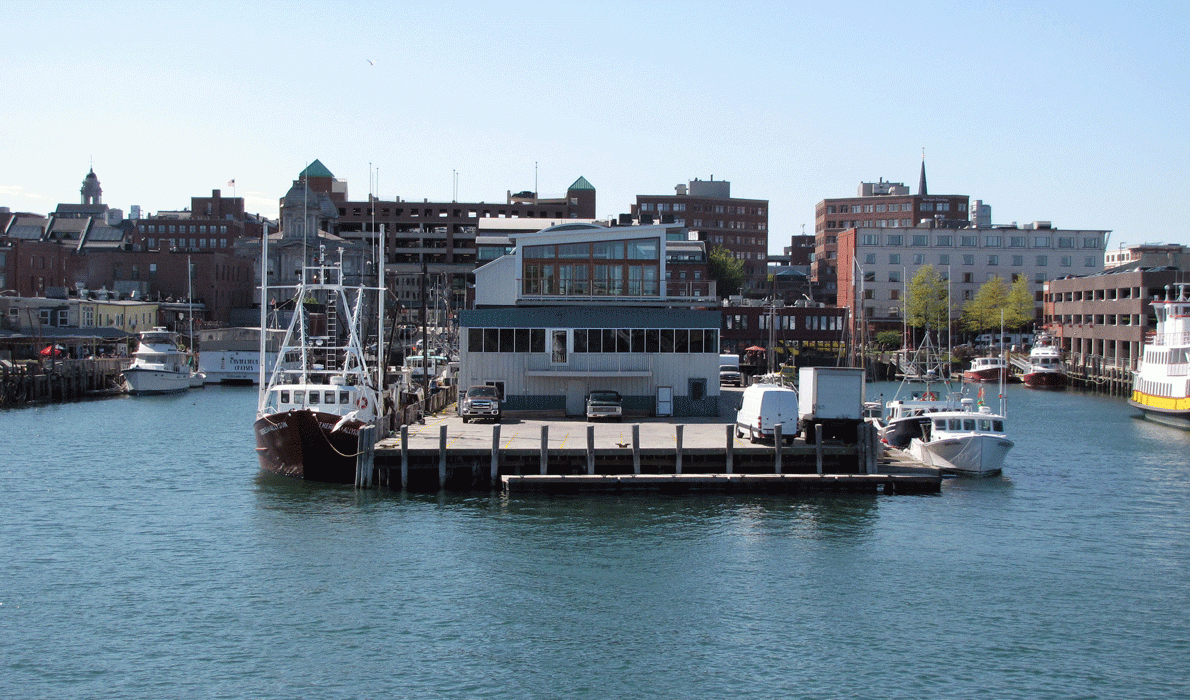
[3,1,1188,254]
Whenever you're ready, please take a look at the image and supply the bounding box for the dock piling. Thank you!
[725,424,734,474]
[490,424,501,485]
[539,425,548,475]
[774,424,783,475]
[438,424,447,489]
[400,425,409,490]
[815,424,824,475]
[675,425,684,474]
[586,425,595,475]
[632,424,641,474]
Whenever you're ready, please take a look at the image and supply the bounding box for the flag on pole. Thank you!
[227,179,235,188]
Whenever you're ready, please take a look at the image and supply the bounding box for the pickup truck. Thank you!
[585,390,623,422]
[460,385,501,423]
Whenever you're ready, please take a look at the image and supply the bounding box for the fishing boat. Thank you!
[123,327,192,395]
[875,334,964,448]
[1129,283,1190,428]
[1022,340,1067,389]
[906,397,1015,476]
[877,334,1013,476]
[253,246,386,483]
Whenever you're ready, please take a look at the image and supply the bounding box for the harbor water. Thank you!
[3,383,1189,699]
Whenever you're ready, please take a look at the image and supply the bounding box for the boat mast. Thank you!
[258,222,269,401]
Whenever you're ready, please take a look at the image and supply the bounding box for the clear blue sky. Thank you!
[3,1,1187,254]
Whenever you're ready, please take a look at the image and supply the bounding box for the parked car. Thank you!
[585,390,623,422]
[734,383,799,444]
[460,385,501,423]
[719,364,743,386]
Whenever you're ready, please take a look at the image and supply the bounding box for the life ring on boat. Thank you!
[356,396,368,410]
[923,392,937,400]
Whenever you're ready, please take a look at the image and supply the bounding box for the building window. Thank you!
[865,253,876,265]
[911,235,929,246]
[1058,237,1075,249]
[988,255,999,265]
[1085,256,1097,267]
[938,254,949,266]
[889,271,901,283]
[889,254,900,265]
[913,254,924,265]
[1033,237,1050,248]
[984,236,1002,247]
[1010,236,1026,247]
[963,254,974,265]
[1083,237,1099,248]
[1012,255,1024,266]
[963,272,973,283]
[890,289,900,300]
[861,234,879,245]
[1060,256,1072,267]
[961,236,977,246]
[886,234,903,246]
[1036,255,1048,266]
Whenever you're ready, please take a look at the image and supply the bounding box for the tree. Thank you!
[906,264,951,333]
[707,246,745,299]
[1006,275,1034,330]
[875,330,902,349]
[962,276,1010,333]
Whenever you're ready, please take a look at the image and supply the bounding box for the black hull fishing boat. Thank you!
[253,238,386,484]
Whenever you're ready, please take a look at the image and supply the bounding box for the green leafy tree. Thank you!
[1006,276,1034,330]
[906,264,951,333]
[962,276,1010,333]
[875,330,902,349]
[707,246,745,299]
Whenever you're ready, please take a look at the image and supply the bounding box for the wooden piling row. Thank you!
[0,358,125,408]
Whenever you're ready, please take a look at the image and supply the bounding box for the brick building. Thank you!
[814,161,969,298]
[632,178,769,295]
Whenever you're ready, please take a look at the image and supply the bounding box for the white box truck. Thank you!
[798,367,865,444]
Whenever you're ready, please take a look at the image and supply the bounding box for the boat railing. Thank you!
[1151,330,1190,347]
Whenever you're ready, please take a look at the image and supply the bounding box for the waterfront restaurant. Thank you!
[458,223,722,418]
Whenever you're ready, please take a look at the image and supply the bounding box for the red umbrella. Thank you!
[40,345,63,357]
[745,345,765,352]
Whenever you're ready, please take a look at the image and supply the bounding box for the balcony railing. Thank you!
[517,279,715,303]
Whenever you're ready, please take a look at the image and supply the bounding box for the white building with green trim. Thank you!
[459,223,722,417]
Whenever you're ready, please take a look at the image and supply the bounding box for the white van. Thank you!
[734,383,799,444]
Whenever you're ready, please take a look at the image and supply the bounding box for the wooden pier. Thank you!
[0,358,126,408]
[363,412,941,495]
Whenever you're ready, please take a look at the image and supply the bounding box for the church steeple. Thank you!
[918,150,928,196]
[81,168,102,205]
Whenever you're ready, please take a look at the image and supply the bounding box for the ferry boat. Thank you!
[1129,283,1190,428]
[123,327,192,395]
[197,326,288,384]
[253,247,386,483]
[962,355,1011,383]
[1022,342,1067,389]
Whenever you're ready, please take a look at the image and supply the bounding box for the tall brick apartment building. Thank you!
[814,161,969,298]
[631,178,769,295]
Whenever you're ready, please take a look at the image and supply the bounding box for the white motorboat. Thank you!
[1130,283,1190,428]
[123,327,192,395]
[906,398,1014,476]
[1022,341,1067,389]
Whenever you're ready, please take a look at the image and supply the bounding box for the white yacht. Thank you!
[123,328,192,395]
[1130,283,1190,428]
